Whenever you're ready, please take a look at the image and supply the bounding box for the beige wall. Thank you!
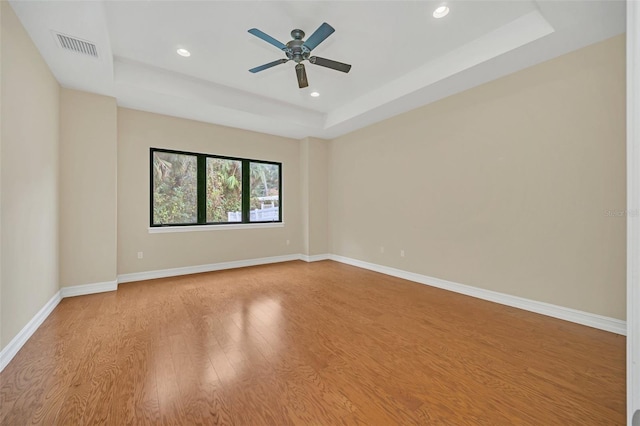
[59,89,117,287]
[117,108,301,274]
[0,0,627,355]
[300,137,329,256]
[1,2,60,347]
[329,35,626,319]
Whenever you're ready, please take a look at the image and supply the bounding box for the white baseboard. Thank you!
[117,254,301,284]
[329,254,627,336]
[0,279,119,373]
[60,280,118,298]
[299,254,330,262]
[0,291,62,372]
[2,252,626,374]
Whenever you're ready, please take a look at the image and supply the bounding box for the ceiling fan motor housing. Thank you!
[286,31,310,63]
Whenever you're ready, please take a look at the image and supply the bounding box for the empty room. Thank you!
[1,0,639,424]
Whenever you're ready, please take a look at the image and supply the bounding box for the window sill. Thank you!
[148,222,284,234]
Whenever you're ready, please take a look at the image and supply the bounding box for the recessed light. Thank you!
[176,48,191,57]
[310,91,320,97]
[433,5,450,18]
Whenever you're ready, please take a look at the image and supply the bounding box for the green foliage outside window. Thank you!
[250,162,280,209]
[152,152,197,225]
[206,158,242,223]
[151,148,281,226]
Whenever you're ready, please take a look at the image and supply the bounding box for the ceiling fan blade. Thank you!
[249,59,289,73]
[248,28,287,51]
[295,63,309,88]
[309,56,351,73]
[302,22,335,52]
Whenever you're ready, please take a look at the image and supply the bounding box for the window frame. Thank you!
[150,147,282,228]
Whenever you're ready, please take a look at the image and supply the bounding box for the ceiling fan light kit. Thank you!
[248,22,351,89]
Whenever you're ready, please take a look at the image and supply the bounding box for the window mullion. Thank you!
[242,159,250,223]
[197,155,206,224]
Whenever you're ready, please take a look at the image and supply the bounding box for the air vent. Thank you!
[54,32,98,58]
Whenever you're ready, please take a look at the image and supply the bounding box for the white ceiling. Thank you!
[10,0,625,140]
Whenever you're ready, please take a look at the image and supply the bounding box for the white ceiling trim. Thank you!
[325,10,555,129]
[114,58,324,138]
[116,82,321,140]
[9,0,625,140]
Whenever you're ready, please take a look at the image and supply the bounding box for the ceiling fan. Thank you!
[248,22,351,89]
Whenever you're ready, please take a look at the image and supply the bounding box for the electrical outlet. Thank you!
[137,251,143,259]
[286,239,290,246]
[400,250,405,257]
[380,246,384,253]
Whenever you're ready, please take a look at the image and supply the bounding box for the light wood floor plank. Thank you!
[0,260,625,424]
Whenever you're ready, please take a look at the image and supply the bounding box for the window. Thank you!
[206,157,242,223]
[152,151,198,225]
[249,162,280,222]
[151,148,281,227]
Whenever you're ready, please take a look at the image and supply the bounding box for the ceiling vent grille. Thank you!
[55,33,98,58]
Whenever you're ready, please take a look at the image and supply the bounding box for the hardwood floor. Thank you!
[0,260,625,425]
